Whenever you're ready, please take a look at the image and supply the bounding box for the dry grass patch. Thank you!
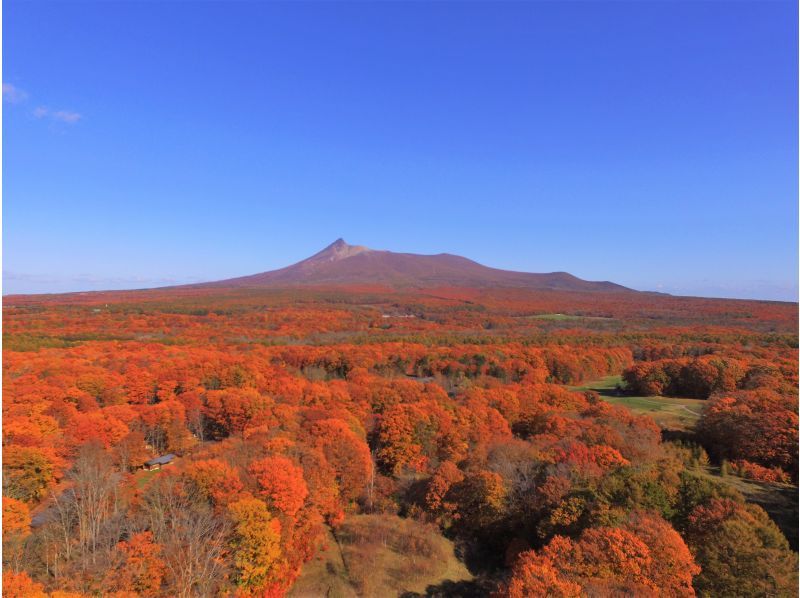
[336,514,471,597]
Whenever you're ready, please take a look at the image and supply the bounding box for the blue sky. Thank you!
[3,1,797,300]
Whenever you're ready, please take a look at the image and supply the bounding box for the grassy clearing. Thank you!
[529,313,583,321]
[337,515,471,596]
[524,313,613,322]
[572,378,798,548]
[570,375,705,431]
[289,515,471,597]
[288,526,357,598]
[133,468,161,489]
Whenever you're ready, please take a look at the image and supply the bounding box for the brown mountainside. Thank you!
[201,239,633,292]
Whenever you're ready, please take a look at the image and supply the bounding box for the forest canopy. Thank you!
[2,286,797,597]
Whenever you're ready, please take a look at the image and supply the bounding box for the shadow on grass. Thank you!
[400,577,498,598]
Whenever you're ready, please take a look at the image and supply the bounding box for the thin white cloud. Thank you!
[4,84,83,123]
[3,83,28,103]
[51,110,82,123]
[33,106,82,124]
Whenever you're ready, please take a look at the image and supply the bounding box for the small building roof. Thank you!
[145,454,177,466]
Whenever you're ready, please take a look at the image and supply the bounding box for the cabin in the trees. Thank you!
[144,454,177,471]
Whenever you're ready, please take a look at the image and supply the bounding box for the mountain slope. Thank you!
[202,239,633,292]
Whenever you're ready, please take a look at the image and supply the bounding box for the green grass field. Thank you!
[529,313,584,321]
[570,375,705,431]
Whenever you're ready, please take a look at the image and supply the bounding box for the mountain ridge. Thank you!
[199,239,634,293]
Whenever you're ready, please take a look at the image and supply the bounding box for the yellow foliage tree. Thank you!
[228,497,283,592]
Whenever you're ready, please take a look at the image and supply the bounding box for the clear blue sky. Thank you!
[4,1,797,300]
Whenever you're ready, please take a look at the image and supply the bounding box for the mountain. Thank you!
[201,239,633,293]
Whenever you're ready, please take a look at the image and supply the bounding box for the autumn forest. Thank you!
[2,280,798,597]
[5,0,798,593]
